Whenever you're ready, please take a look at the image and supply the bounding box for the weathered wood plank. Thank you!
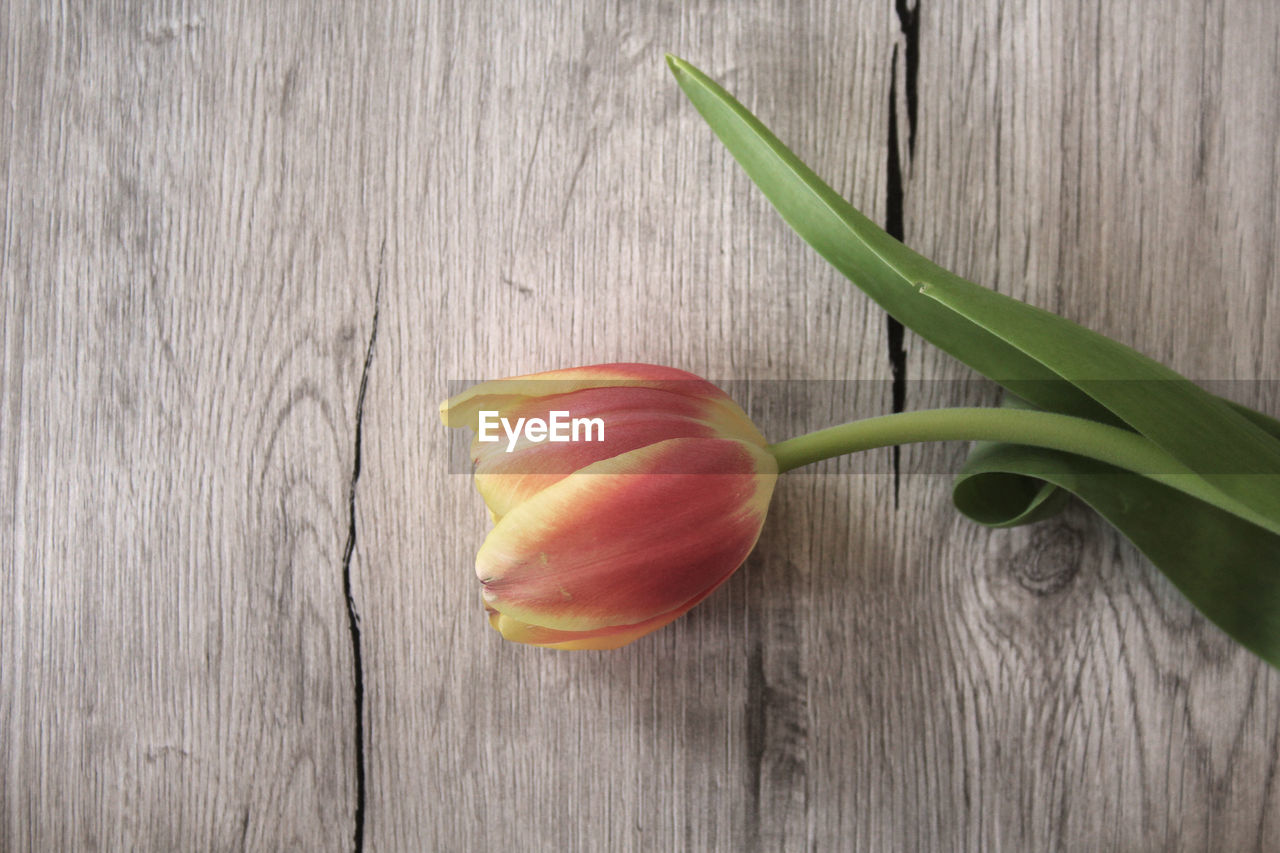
[886,0,1280,849]
[0,1,388,848]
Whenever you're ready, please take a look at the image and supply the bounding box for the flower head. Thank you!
[441,363,777,649]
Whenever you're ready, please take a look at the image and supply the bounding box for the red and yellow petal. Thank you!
[469,387,746,518]
[484,583,722,649]
[455,380,769,519]
[476,437,777,632]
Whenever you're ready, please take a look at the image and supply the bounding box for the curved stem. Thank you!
[768,408,1181,473]
[767,408,1276,532]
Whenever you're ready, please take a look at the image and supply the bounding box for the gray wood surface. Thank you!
[3,1,1277,850]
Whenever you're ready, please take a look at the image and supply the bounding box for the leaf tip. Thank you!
[665,53,685,76]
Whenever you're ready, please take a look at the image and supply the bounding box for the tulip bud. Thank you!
[441,363,778,649]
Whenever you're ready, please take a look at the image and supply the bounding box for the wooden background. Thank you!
[3,0,1278,849]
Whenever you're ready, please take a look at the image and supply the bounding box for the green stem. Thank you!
[768,408,1277,532]
[769,408,1180,473]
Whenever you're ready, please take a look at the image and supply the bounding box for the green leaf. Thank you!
[953,443,1280,669]
[918,278,1280,528]
[1229,400,1280,440]
[668,54,1280,666]
[665,54,1112,423]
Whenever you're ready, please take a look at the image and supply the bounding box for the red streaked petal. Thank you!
[470,389,726,469]
[476,437,777,631]
[470,391,731,518]
[463,385,769,518]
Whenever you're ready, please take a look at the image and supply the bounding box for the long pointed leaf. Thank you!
[669,54,1280,519]
[665,55,1110,422]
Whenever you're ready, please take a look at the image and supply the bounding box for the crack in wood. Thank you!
[886,0,920,508]
[341,244,383,852]
[743,640,766,849]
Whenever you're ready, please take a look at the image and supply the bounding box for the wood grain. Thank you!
[1,1,386,849]
[2,0,1277,850]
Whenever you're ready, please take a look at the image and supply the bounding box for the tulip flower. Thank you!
[440,56,1280,668]
[441,364,778,649]
[443,362,1277,655]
